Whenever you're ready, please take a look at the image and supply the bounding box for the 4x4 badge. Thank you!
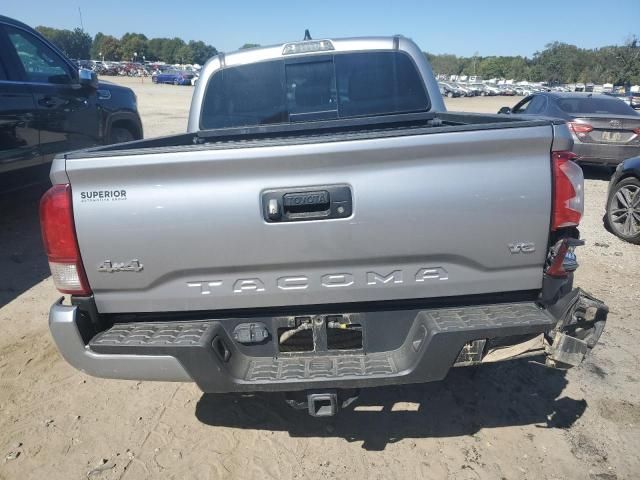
[508,243,535,254]
[98,259,143,273]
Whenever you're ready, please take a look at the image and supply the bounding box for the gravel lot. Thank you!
[0,77,638,480]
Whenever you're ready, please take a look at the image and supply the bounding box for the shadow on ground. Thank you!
[0,169,51,307]
[196,359,585,450]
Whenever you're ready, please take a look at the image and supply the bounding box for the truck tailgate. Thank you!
[67,125,553,313]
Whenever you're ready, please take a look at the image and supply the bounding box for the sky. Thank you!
[3,0,638,57]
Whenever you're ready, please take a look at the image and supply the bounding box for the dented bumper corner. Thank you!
[545,288,608,368]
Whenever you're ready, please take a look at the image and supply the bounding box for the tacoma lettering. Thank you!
[187,268,448,295]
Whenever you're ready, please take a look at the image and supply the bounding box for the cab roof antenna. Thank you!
[304,29,312,41]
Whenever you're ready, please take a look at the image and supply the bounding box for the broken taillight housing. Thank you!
[546,237,584,278]
[552,151,584,231]
[40,184,91,295]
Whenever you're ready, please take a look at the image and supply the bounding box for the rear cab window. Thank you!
[200,51,429,130]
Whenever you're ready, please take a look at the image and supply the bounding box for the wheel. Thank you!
[152,76,158,84]
[481,91,487,96]
[173,78,179,85]
[447,92,454,98]
[109,127,135,144]
[606,177,640,244]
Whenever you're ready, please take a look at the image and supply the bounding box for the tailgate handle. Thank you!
[262,185,352,223]
[283,191,330,214]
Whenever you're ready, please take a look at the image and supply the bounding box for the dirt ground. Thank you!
[1,77,638,480]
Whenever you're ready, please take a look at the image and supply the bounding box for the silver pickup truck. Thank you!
[42,36,607,416]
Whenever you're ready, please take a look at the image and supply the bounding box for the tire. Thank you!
[447,92,454,98]
[109,126,135,145]
[606,176,640,244]
[173,78,179,86]
[481,91,487,96]
[152,76,158,84]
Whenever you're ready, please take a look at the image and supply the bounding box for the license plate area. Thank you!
[600,130,630,143]
[277,314,364,355]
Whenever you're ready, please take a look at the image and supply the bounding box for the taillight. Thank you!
[567,122,593,136]
[634,127,640,136]
[40,184,91,295]
[552,151,584,230]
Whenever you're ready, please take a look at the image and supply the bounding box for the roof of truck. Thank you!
[217,36,414,68]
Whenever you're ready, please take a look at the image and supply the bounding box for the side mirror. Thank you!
[498,106,512,114]
[78,68,98,89]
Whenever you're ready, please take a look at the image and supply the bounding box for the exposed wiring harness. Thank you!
[279,322,312,344]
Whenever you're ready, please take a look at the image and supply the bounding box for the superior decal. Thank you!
[80,190,127,202]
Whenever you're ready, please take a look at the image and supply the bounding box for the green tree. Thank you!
[91,32,122,60]
[120,33,148,62]
[531,42,587,84]
[425,52,464,76]
[509,57,530,80]
[91,32,105,58]
[611,36,640,86]
[36,26,92,59]
[477,57,510,78]
[240,43,260,50]
[187,40,218,64]
[160,38,186,63]
[146,37,167,61]
[98,35,122,61]
[424,36,640,85]
[177,44,194,64]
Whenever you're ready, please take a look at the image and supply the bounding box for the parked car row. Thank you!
[438,81,553,97]
[74,59,202,86]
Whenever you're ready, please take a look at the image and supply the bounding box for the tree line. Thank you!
[35,26,218,65]
[426,37,640,86]
[34,25,640,84]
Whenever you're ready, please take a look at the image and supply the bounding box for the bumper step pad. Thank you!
[90,322,215,353]
[422,303,555,332]
[247,354,396,381]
